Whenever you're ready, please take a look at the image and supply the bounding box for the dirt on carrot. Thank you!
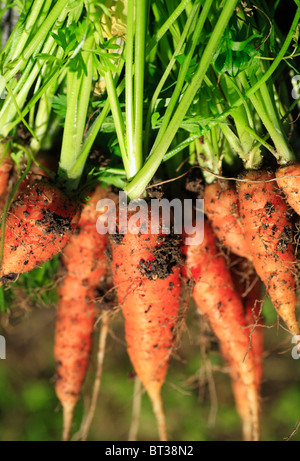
[204,180,252,260]
[276,164,300,216]
[109,205,184,441]
[183,219,260,441]
[54,184,116,441]
[0,180,80,283]
[238,170,300,338]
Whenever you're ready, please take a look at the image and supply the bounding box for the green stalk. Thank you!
[29,43,64,151]
[209,73,262,168]
[58,70,77,172]
[133,0,148,175]
[0,3,69,132]
[145,0,192,55]
[85,0,128,174]
[217,4,300,126]
[150,1,206,156]
[152,0,181,52]
[0,0,35,63]
[104,70,129,173]
[0,58,36,135]
[221,75,256,155]
[4,80,37,140]
[0,0,69,93]
[162,134,199,162]
[144,3,197,154]
[239,71,295,163]
[146,0,200,156]
[59,35,95,187]
[3,59,68,135]
[75,40,95,159]
[125,0,135,165]
[9,0,47,62]
[125,0,239,199]
[68,74,125,182]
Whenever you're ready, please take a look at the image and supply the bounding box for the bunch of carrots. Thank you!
[1,0,300,443]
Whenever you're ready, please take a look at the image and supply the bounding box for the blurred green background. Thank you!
[0,271,300,442]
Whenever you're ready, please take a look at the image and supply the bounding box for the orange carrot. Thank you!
[0,180,80,283]
[238,170,300,337]
[276,164,300,216]
[17,151,57,195]
[0,146,13,210]
[204,181,251,260]
[109,207,183,441]
[184,220,260,441]
[54,185,113,441]
[0,147,13,198]
[224,259,263,440]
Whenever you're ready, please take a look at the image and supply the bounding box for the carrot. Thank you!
[224,258,263,440]
[184,220,260,441]
[276,164,300,216]
[28,153,57,182]
[109,207,183,441]
[238,170,300,338]
[0,146,13,209]
[54,185,114,441]
[0,146,13,197]
[17,152,57,196]
[0,179,80,283]
[204,181,251,260]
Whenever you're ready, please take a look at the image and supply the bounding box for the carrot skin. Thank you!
[0,180,80,281]
[204,181,252,260]
[244,277,263,389]
[110,210,182,399]
[54,278,97,406]
[184,220,260,441]
[276,164,300,216]
[230,258,264,388]
[238,170,299,337]
[109,207,183,441]
[0,148,13,210]
[54,185,115,440]
[226,260,263,440]
[0,150,13,197]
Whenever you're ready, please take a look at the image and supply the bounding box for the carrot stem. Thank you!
[125,0,239,199]
[125,0,135,166]
[133,0,148,173]
[0,0,69,87]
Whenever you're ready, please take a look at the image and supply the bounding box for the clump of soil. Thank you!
[138,233,185,281]
[35,209,73,236]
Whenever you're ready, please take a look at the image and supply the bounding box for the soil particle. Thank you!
[264,201,275,217]
[110,233,125,244]
[144,305,152,314]
[0,272,18,283]
[147,184,164,200]
[35,209,72,236]
[277,225,292,253]
[185,169,204,197]
[137,233,185,281]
